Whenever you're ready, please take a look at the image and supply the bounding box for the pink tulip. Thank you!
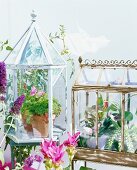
[63,132,80,147]
[30,86,37,96]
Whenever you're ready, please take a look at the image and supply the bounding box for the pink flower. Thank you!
[104,100,108,108]
[40,139,65,166]
[37,91,45,97]
[23,165,36,170]
[49,144,64,165]
[0,160,12,170]
[63,132,80,147]
[40,139,57,159]
[30,86,37,96]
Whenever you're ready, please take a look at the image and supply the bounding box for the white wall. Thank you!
[0,0,137,169]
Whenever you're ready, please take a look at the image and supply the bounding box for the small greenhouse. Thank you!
[4,14,67,143]
[72,57,137,154]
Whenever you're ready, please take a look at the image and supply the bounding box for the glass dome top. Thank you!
[4,15,66,67]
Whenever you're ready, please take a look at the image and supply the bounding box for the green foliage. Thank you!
[78,136,88,147]
[13,145,34,165]
[0,40,13,52]
[83,94,137,152]
[98,94,103,107]
[49,25,70,56]
[17,69,48,96]
[21,92,61,118]
[49,25,75,79]
[104,126,135,153]
[99,117,120,136]
[125,111,133,122]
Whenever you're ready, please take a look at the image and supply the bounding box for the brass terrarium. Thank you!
[72,57,137,167]
[4,13,67,143]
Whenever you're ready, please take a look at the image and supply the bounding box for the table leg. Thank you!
[11,145,15,169]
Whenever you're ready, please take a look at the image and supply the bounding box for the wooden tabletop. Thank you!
[73,148,137,168]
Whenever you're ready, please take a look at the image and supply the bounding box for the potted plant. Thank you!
[21,86,61,137]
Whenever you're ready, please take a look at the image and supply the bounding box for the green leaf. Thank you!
[108,103,118,111]
[5,123,17,130]
[125,111,133,122]
[6,46,13,51]
[135,109,137,116]
[0,149,4,165]
[4,40,8,44]
[98,95,103,107]
[63,165,71,170]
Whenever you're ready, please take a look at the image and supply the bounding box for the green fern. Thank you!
[105,126,135,153]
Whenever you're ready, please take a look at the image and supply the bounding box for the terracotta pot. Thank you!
[22,113,33,133]
[31,114,49,137]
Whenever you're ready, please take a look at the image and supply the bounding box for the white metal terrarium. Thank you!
[4,13,67,142]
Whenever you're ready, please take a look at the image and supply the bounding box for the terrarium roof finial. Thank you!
[31,10,37,22]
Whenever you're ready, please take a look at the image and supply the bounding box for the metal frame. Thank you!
[4,12,67,141]
[79,57,137,68]
[72,57,137,167]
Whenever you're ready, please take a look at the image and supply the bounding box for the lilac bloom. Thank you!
[9,94,25,115]
[34,155,43,162]
[23,155,42,170]
[0,62,7,94]
[24,155,34,167]
[0,95,5,101]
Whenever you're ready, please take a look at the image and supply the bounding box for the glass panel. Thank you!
[99,92,122,151]
[53,69,67,137]
[53,68,64,85]
[124,93,137,153]
[127,70,137,86]
[5,32,28,65]
[44,38,66,65]
[76,91,97,148]
[76,90,124,152]
[77,68,137,87]
[6,67,66,142]
[20,30,48,65]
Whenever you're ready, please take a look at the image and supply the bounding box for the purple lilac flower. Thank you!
[9,94,25,115]
[0,95,5,101]
[23,155,43,169]
[0,62,7,94]
[34,155,43,162]
[24,156,34,167]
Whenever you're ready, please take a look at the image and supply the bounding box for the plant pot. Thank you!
[31,114,56,138]
[31,114,49,137]
[22,113,33,134]
[86,135,108,149]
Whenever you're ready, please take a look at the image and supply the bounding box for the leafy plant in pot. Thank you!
[21,86,61,137]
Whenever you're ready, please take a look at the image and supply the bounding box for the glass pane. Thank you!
[20,30,48,65]
[124,93,137,153]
